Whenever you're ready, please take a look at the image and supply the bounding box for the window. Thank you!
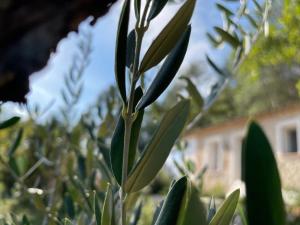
[209,142,219,170]
[285,127,298,152]
[276,118,300,153]
[205,138,223,171]
[229,133,244,181]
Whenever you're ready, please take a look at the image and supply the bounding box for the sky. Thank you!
[10,0,235,119]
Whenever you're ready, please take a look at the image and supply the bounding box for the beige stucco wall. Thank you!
[186,108,300,192]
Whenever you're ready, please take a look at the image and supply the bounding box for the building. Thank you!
[185,104,300,192]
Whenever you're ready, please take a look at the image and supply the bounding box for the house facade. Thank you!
[185,105,300,192]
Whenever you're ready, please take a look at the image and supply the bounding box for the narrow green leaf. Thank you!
[111,88,144,184]
[206,55,227,77]
[246,14,258,28]
[22,215,30,225]
[101,184,115,225]
[136,26,191,110]
[125,100,190,193]
[9,157,20,176]
[126,30,136,68]
[180,185,207,225]
[244,122,285,225]
[180,76,203,110]
[110,113,125,184]
[130,201,143,225]
[0,117,20,130]
[147,0,169,21]
[115,0,130,103]
[253,0,263,12]
[134,0,141,19]
[214,27,240,48]
[151,201,164,225]
[209,189,240,225]
[64,193,75,219]
[8,128,23,157]
[77,154,86,180]
[140,0,196,73]
[206,33,221,48]
[207,197,216,223]
[154,177,188,225]
[94,191,102,225]
[216,3,234,16]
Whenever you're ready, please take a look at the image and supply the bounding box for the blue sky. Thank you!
[19,0,233,118]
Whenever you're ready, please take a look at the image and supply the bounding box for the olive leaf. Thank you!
[94,191,102,225]
[115,0,130,103]
[125,100,190,193]
[154,177,188,225]
[110,87,144,184]
[139,0,196,73]
[101,184,115,225]
[147,0,169,21]
[8,128,23,157]
[126,30,136,68]
[209,189,240,225]
[214,26,240,48]
[136,26,191,110]
[180,76,203,110]
[0,116,20,130]
[135,0,141,19]
[244,122,285,225]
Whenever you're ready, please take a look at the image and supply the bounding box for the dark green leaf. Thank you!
[180,76,203,110]
[253,0,263,12]
[110,113,125,184]
[244,122,285,225]
[214,27,240,48]
[97,141,111,169]
[180,185,207,225]
[125,100,190,193]
[94,191,102,225]
[207,198,216,223]
[246,14,258,29]
[9,157,20,176]
[8,128,23,157]
[151,201,164,225]
[134,0,141,19]
[111,88,144,184]
[154,177,188,225]
[209,189,240,225]
[64,193,75,219]
[147,0,169,21]
[22,215,30,225]
[115,0,130,103]
[136,26,191,110]
[140,0,196,72]
[216,3,234,16]
[0,117,20,130]
[206,33,221,48]
[206,55,227,77]
[101,184,115,225]
[77,154,86,180]
[130,201,143,225]
[126,30,136,68]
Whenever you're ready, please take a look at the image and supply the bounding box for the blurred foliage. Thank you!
[196,0,300,126]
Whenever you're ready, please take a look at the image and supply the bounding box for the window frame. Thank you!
[275,117,300,154]
[203,136,224,172]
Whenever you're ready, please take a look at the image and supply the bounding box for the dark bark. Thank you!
[0,0,117,102]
